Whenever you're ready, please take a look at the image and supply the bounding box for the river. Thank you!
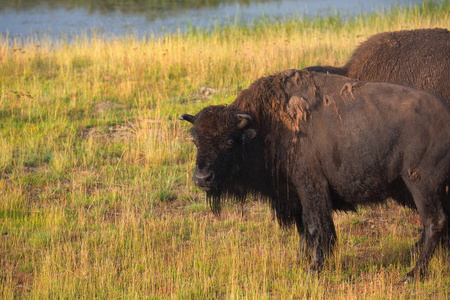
[0,0,424,41]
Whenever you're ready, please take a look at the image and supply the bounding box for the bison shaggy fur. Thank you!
[179,69,450,280]
[305,28,450,102]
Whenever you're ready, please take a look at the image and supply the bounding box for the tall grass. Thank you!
[1,1,449,298]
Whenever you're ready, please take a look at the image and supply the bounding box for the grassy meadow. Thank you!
[1,1,450,298]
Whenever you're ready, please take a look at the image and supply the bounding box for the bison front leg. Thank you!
[296,179,337,274]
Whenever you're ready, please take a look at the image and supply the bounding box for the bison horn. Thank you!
[178,114,195,124]
[236,114,252,129]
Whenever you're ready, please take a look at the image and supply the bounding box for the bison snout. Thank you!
[194,169,216,191]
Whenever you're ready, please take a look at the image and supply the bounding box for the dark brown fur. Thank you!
[304,28,450,102]
[306,28,450,256]
[180,69,450,280]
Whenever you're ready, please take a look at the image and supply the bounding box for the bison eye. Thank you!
[225,140,234,149]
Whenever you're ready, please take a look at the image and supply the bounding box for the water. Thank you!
[0,0,424,41]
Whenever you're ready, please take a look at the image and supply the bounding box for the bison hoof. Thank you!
[403,273,420,284]
[403,276,414,284]
[404,268,425,283]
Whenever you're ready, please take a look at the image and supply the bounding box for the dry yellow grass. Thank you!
[1,1,449,298]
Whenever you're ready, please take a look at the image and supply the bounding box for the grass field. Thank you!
[1,1,450,298]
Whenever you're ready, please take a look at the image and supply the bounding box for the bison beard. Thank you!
[179,69,450,281]
[304,28,450,103]
[206,193,221,215]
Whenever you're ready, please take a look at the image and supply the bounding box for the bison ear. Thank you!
[242,129,257,142]
[178,114,195,124]
[236,114,252,129]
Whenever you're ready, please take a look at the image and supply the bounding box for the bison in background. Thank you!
[179,69,450,281]
[305,28,450,102]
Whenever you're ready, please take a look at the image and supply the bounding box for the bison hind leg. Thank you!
[438,178,450,251]
[402,178,448,280]
[389,176,450,255]
[388,176,425,254]
[409,178,450,264]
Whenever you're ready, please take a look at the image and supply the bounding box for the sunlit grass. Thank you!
[1,1,449,298]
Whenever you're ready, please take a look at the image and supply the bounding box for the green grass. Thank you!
[1,1,450,298]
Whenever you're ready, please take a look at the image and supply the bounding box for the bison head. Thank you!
[179,106,257,208]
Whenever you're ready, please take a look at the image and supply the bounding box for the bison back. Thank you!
[344,28,450,102]
[306,78,450,204]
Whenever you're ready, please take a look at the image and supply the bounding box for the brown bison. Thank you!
[306,27,450,252]
[179,69,450,281]
[305,28,450,102]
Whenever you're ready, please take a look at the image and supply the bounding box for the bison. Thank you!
[306,27,450,252]
[179,69,450,281]
[305,28,450,103]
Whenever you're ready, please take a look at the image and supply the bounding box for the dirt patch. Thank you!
[190,87,217,101]
[80,122,136,140]
[1,165,49,181]
[80,118,164,140]
[94,101,127,113]
[107,123,137,139]
[0,252,34,297]
[80,126,105,139]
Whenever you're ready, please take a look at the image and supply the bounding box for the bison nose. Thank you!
[194,170,215,189]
